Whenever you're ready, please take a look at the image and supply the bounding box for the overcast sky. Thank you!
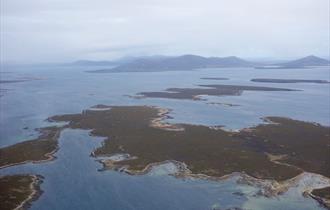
[1,0,329,63]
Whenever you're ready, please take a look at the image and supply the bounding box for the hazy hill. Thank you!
[278,55,329,67]
[89,54,256,73]
[70,60,116,66]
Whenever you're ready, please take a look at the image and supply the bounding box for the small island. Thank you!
[137,84,296,100]
[200,77,229,80]
[251,78,330,84]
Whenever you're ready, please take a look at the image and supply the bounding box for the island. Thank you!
[137,84,297,100]
[255,55,329,69]
[251,79,330,84]
[200,77,229,80]
[1,105,329,207]
[87,55,257,73]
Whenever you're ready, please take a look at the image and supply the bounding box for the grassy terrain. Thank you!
[1,105,328,181]
[312,187,330,200]
[0,175,43,210]
[138,84,296,100]
[0,126,60,168]
[50,106,330,181]
[311,186,330,208]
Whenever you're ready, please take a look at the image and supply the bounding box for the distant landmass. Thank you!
[87,55,257,73]
[251,78,330,84]
[278,55,330,68]
[81,54,329,73]
[69,60,117,66]
[256,55,330,69]
[68,55,171,67]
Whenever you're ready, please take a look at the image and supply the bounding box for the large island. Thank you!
[1,105,329,208]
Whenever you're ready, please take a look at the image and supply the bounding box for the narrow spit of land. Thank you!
[200,77,229,80]
[310,187,330,208]
[251,78,330,84]
[0,126,61,169]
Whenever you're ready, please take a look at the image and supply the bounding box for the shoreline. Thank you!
[0,174,44,210]
[14,175,44,210]
[99,157,330,206]
[149,107,185,131]
[0,126,63,169]
[2,104,329,209]
[0,147,59,170]
[309,190,330,209]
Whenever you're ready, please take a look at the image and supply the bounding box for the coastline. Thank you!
[99,157,330,206]
[0,174,44,210]
[14,175,44,210]
[0,127,62,170]
[309,188,330,209]
[2,104,329,209]
[149,107,185,131]
[0,147,59,170]
[52,105,328,181]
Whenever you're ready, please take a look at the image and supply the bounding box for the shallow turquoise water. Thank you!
[0,65,329,209]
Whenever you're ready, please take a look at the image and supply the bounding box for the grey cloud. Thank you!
[1,0,329,63]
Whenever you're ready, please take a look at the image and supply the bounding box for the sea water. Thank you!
[0,65,329,209]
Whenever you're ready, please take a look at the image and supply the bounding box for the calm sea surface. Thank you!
[0,65,329,210]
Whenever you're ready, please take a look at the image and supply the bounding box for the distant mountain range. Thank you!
[70,60,117,66]
[69,55,171,67]
[78,55,329,73]
[88,55,258,73]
